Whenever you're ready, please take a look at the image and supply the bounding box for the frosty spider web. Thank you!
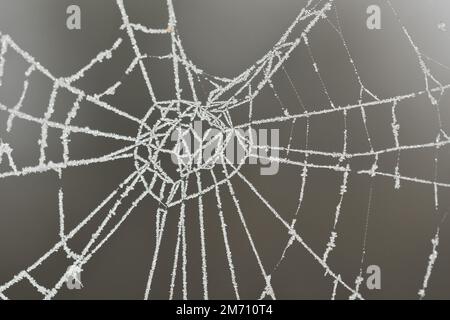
[0,0,450,300]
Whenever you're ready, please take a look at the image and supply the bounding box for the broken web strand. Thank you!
[417,210,449,299]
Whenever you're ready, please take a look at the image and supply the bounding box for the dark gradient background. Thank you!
[1,0,450,299]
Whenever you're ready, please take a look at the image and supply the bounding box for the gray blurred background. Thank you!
[1,0,450,300]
